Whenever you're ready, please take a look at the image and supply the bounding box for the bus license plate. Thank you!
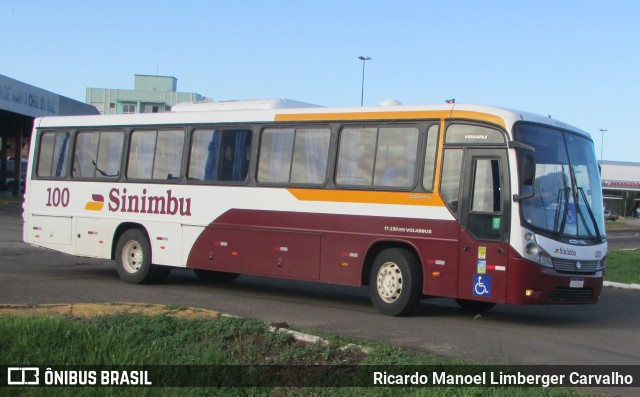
[570,278,584,288]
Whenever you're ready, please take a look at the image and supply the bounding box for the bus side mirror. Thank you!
[512,144,535,201]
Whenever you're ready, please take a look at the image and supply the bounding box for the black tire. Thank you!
[193,269,239,282]
[115,229,166,284]
[455,299,496,313]
[368,248,422,316]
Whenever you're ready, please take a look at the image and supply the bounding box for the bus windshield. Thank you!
[515,123,605,241]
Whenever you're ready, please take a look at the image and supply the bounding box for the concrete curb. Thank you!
[603,281,640,290]
[0,302,220,319]
[202,314,371,354]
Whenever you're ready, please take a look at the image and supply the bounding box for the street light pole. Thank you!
[599,128,607,164]
[358,56,371,106]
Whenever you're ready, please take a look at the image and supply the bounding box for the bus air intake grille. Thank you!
[552,258,598,274]
[548,287,593,302]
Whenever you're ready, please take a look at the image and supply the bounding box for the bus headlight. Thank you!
[525,243,539,256]
[538,250,554,268]
[596,256,606,271]
[525,243,554,269]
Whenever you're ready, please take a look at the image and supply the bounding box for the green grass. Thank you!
[0,314,598,397]
[604,219,629,229]
[606,249,640,284]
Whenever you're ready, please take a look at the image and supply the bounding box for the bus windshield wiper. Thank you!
[554,187,570,240]
[553,164,571,239]
[568,165,602,243]
[577,186,603,243]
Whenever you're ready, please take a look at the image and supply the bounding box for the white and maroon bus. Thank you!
[23,99,607,315]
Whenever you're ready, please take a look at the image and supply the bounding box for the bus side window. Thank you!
[468,157,503,240]
[471,159,501,213]
[440,148,463,215]
[189,129,218,181]
[372,126,418,188]
[189,129,252,183]
[336,125,419,189]
[37,131,70,178]
[220,130,252,182]
[153,130,184,180]
[128,129,184,180]
[73,131,123,179]
[95,131,124,178]
[258,127,330,185]
[336,127,377,186]
[128,130,156,179]
[258,128,295,183]
[422,124,439,191]
[290,128,330,184]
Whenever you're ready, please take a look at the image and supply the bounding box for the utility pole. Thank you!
[358,56,372,106]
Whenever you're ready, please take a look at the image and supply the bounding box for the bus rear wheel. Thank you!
[115,229,169,284]
[369,248,422,316]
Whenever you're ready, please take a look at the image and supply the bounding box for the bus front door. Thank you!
[457,149,510,303]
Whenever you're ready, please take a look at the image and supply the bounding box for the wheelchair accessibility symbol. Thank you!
[473,274,492,297]
[566,203,577,225]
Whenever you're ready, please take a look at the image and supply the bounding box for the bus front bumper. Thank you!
[506,257,604,305]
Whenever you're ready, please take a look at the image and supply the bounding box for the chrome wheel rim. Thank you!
[376,262,402,303]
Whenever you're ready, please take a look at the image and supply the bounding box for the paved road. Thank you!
[608,234,640,250]
[1,202,639,396]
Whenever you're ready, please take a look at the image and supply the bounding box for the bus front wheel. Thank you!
[115,229,169,284]
[369,248,422,316]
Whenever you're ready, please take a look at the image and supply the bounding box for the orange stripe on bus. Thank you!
[275,109,506,128]
[449,110,506,128]
[287,188,445,206]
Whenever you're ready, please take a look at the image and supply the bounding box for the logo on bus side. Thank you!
[85,188,192,216]
[464,134,488,140]
[554,247,577,257]
[85,194,105,211]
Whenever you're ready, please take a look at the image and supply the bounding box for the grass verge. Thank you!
[606,249,640,284]
[0,313,597,397]
[604,220,629,229]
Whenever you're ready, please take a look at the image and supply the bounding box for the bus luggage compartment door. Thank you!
[244,229,321,281]
[75,217,103,258]
[186,225,321,280]
[28,214,73,247]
